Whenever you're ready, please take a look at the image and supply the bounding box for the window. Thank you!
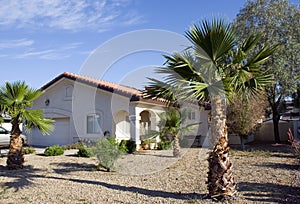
[188,111,196,120]
[66,86,73,97]
[87,114,101,134]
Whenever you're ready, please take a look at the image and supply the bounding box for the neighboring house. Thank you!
[28,72,209,147]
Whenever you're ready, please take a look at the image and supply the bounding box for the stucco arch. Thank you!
[113,110,131,141]
[139,109,157,139]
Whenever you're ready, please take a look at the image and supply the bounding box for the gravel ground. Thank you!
[0,144,299,203]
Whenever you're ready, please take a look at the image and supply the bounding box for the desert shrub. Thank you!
[22,147,36,154]
[119,140,136,153]
[93,138,123,172]
[157,141,172,150]
[44,145,64,156]
[62,142,84,150]
[119,140,128,153]
[77,145,93,158]
[106,137,118,146]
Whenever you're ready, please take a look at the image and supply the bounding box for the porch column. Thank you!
[129,115,141,150]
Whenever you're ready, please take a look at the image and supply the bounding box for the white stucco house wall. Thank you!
[28,72,209,147]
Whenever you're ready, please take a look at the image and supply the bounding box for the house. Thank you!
[28,72,209,148]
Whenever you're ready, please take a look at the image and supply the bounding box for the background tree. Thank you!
[234,0,300,143]
[0,81,53,169]
[226,92,268,149]
[145,19,276,200]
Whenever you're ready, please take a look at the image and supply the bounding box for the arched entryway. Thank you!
[139,110,156,139]
[114,110,130,141]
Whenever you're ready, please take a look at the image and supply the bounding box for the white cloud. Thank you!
[14,42,82,60]
[0,0,142,31]
[0,39,34,49]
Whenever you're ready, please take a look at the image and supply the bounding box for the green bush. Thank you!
[44,145,64,156]
[157,141,173,150]
[93,138,123,172]
[106,137,119,146]
[62,142,84,150]
[118,140,136,154]
[22,147,36,154]
[77,145,93,158]
[119,140,128,153]
[125,140,136,153]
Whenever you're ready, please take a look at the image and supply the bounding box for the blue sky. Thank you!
[0,0,298,89]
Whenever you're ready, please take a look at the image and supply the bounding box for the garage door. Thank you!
[30,117,70,147]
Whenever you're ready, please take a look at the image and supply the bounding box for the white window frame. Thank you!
[188,111,196,120]
[87,114,101,134]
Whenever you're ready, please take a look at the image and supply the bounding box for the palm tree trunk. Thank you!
[7,122,24,169]
[207,95,237,200]
[209,95,227,147]
[173,134,180,157]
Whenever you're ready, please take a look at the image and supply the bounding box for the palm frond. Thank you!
[186,19,236,65]
[246,44,279,68]
[22,110,54,135]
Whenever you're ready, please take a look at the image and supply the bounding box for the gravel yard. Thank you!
[0,144,299,203]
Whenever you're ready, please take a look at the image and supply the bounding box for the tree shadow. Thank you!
[238,181,300,203]
[43,175,205,201]
[245,143,294,154]
[258,162,299,170]
[51,162,98,174]
[0,162,206,202]
[270,152,297,159]
[0,164,43,191]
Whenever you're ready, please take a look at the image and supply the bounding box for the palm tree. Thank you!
[0,81,54,169]
[145,19,276,200]
[155,108,199,157]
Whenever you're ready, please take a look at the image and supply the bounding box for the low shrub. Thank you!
[22,147,36,154]
[119,140,136,153]
[106,137,119,146]
[125,140,136,153]
[77,145,93,158]
[157,141,172,150]
[62,142,84,150]
[93,138,123,172]
[119,140,128,153]
[44,145,64,156]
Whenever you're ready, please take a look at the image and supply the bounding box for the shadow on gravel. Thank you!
[51,162,97,174]
[47,176,206,201]
[258,162,299,170]
[239,181,300,203]
[0,162,206,202]
[0,165,43,191]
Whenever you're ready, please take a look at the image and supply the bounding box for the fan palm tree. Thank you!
[0,81,54,169]
[153,108,199,157]
[145,19,276,200]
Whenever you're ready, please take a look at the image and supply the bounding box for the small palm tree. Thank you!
[145,19,276,200]
[0,81,54,169]
[155,108,199,157]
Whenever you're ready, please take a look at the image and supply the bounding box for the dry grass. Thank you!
[0,143,299,203]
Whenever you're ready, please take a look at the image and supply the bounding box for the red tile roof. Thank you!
[41,72,166,104]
